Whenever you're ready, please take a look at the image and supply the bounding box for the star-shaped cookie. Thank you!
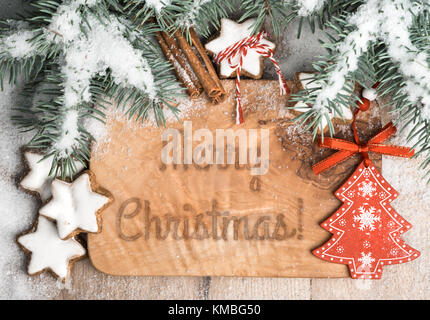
[39,171,112,239]
[293,72,354,133]
[17,216,86,281]
[205,18,275,79]
[20,152,85,202]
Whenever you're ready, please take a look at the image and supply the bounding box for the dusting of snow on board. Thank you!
[90,81,293,160]
[88,94,209,160]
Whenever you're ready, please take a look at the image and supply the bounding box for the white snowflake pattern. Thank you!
[336,246,344,253]
[358,180,377,198]
[363,240,371,248]
[339,219,347,227]
[379,191,387,199]
[362,169,371,178]
[358,252,376,268]
[390,248,398,256]
[353,206,380,231]
[347,190,355,198]
[387,221,396,229]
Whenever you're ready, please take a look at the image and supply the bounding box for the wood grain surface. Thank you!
[46,82,428,300]
[87,80,381,279]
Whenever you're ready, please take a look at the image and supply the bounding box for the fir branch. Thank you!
[1,0,182,177]
[239,0,291,37]
[291,0,430,180]
[122,0,175,30]
[239,0,363,38]
[172,0,234,39]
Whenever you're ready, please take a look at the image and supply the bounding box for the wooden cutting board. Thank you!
[88,80,382,277]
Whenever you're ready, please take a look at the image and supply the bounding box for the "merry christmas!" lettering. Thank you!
[116,199,299,241]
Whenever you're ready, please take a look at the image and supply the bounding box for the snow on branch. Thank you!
[173,0,233,36]
[49,2,156,157]
[290,0,430,176]
[48,4,156,108]
[0,28,38,59]
[296,0,328,16]
[311,0,377,112]
[2,1,159,159]
[145,0,172,14]
[380,0,430,120]
[304,0,430,121]
[175,0,214,28]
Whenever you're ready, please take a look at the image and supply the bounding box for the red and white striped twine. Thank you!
[214,31,290,125]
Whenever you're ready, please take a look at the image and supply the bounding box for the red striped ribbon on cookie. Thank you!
[214,31,290,125]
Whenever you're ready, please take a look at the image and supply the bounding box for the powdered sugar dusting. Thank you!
[91,81,294,159]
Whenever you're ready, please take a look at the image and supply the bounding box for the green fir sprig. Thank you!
[2,0,430,181]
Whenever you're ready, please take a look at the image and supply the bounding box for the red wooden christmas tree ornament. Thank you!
[312,94,420,279]
[313,160,420,279]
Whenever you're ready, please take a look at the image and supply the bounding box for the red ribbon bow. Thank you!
[313,98,415,175]
[214,31,290,125]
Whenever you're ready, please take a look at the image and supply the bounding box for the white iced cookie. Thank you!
[17,216,86,281]
[294,72,354,133]
[40,172,112,239]
[205,18,275,79]
[20,152,85,202]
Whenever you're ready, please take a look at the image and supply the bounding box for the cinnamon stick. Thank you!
[174,30,224,104]
[156,32,202,99]
[160,32,199,85]
[189,27,225,102]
